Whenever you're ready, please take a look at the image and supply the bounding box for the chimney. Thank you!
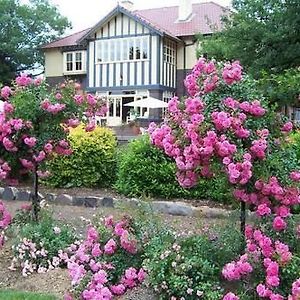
[178,0,192,21]
[120,0,134,10]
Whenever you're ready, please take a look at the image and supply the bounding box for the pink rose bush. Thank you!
[150,58,300,298]
[0,201,11,248]
[65,215,146,299]
[0,75,107,219]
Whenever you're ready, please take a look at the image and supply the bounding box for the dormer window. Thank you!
[63,51,86,74]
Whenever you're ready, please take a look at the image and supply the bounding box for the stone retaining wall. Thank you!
[0,186,230,219]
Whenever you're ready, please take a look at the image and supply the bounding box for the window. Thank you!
[96,36,149,63]
[66,53,73,71]
[163,40,176,65]
[75,52,82,70]
[128,39,134,60]
[64,51,85,73]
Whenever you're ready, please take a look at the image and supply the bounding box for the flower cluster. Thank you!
[65,215,146,299]
[10,237,69,276]
[0,201,11,248]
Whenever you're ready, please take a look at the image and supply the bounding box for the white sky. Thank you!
[46,0,232,34]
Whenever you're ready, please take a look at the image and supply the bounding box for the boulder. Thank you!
[100,197,115,207]
[54,194,73,206]
[73,197,85,206]
[16,190,32,201]
[45,193,56,202]
[2,187,18,201]
[151,201,194,216]
[84,197,102,208]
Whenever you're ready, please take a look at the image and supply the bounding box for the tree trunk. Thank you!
[32,164,39,222]
[240,201,246,251]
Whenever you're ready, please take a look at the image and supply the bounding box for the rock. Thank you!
[0,187,4,198]
[192,206,229,218]
[16,190,32,201]
[84,197,102,208]
[73,197,85,206]
[2,187,18,201]
[54,194,73,206]
[45,193,56,202]
[126,198,140,207]
[30,192,44,201]
[100,197,115,207]
[151,201,194,216]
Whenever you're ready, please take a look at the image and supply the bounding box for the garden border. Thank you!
[0,186,230,219]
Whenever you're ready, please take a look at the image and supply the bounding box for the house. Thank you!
[42,0,229,126]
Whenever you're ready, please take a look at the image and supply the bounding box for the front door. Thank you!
[107,97,122,126]
[122,97,134,123]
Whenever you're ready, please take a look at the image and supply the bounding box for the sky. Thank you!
[46,0,232,34]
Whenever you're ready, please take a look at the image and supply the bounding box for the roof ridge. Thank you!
[135,1,225,12]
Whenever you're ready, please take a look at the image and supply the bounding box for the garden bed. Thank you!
[0,200,230,299]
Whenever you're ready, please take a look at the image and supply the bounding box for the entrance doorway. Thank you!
[122,97,134,123]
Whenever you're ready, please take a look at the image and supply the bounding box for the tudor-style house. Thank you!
[42,0,229,126]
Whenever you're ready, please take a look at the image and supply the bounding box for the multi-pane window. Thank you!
[75,52,82,70]
[96,36,149,63]
[64,51,85,72]
[163,40,176,65]
[66,53,73,71]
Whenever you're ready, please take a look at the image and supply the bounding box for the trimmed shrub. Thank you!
[46,125,117,188]
[115,135,232,203]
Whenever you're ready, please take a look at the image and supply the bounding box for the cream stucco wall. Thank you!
[177,37,198,70]
[44,49,63,77]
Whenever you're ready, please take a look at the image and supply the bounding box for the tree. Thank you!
[0,0,71,84]
[200,0,300,75]
[0,76,107,221]
[150,58,300,298]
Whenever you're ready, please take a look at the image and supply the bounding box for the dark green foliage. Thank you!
[0,0,70,84]
[200,0,300,75]
[115,135,232,203]
[199,0,300,106]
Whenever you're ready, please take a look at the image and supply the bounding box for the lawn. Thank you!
[0,290,56,300]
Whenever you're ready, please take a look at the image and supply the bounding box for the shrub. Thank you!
[115,135,232,203]
[65,214,147,299]
[144,225,242,299]
[46,125,117,188]
[10,206,77,276]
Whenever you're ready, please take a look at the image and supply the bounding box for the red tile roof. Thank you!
[136,1,230,37]
[42,1,229,49]
[41,28,90,49]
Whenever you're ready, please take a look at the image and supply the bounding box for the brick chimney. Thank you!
[120,0,134,10]
[178,0,192,21]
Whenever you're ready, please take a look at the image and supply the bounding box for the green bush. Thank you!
[115,135,232,203]
[143,225,242,300]
[11,206,77,275]
[46,125,117,188]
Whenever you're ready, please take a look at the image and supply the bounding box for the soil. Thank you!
[0,200,231,299]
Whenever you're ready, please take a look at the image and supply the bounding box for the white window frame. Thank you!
[63,51,86,74]
[95,36,150,64]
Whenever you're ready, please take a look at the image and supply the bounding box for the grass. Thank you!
[0,290,56,300]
